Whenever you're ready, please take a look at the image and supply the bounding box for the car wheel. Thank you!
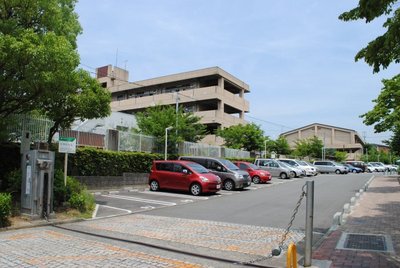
[280,172,288,179]
[150,180,159,191]
[352,169,357,173]
[190,183,202,196]
[252,176,261,184]
[289,171,295,178]
[224,180,234,191]
[335,169,341,174]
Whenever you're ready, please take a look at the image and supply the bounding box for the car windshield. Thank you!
[219,159,239,170]
[278,161,292,169]
[247,163,260,169]
[298,161,308,166]
[186,162,209,174]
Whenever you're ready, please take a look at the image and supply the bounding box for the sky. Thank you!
[75,0,398,144]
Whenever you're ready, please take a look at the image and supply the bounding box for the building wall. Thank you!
[98,66,250,145]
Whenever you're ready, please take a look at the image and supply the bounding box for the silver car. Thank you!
[312,161,347,174]
[277,159,306,177]
[254,159,293,179]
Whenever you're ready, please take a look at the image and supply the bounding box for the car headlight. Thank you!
[200,176,209,182]
[235,173,244,179]
[260,172,265,176]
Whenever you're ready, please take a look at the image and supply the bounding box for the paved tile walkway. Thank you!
[65,214,304,256]
[312,176,400,268]
[0,228,205,267]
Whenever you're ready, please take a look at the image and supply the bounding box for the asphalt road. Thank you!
[94,173,374,234]
[140,173,374,233]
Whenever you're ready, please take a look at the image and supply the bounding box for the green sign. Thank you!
[59,137,76,154]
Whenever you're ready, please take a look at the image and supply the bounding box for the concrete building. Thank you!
[280,123,365,160]
[96,65,250,145]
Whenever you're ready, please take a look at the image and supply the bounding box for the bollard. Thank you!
[286,243,297,268]
[304,180,314,267]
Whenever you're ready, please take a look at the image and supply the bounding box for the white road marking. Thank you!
[141,190,209,200]
[101,194,177,206]
[92,204,99,218]
[99,205,132,214]
[140,206,155,210]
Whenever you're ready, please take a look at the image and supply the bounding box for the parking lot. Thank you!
[93,177,302,218]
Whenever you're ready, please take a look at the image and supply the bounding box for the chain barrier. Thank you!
[236,183,307,266]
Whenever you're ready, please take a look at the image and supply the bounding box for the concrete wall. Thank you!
[76,173,149,190]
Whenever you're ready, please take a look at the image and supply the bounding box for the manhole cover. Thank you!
[337,233,395,253]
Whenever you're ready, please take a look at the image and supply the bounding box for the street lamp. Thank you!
[165,126,173,160]
[264,139,267,158]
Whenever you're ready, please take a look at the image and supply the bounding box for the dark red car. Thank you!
[233,161,272,184]
[149,160,222,196]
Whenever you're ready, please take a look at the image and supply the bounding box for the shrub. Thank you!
[5,169,22,195]
[0,193,12,228]
[69,191,95,213]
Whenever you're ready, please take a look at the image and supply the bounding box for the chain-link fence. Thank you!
[181,141,250,158]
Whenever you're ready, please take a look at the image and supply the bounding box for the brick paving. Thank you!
[312,176,400,268]
[0,228,206,267]
[65,214,304,256]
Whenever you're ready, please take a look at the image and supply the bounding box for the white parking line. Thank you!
[141,190,209,200]
[101,194,177,206]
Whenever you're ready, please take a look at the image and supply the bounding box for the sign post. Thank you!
[58,137,76,186]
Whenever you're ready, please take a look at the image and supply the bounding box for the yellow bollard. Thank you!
[286,243,297,268]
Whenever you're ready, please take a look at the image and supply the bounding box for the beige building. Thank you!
[96,65,250,145]
[280,123,365,160]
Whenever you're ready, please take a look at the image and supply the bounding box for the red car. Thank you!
[149,160,222,196]
[233,161,272,184]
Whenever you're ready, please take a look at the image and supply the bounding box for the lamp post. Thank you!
[264,139,267,158]
[165,126,173,160]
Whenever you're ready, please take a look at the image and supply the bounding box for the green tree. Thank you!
[135,105,206,152]
[1,0,110,142]
[334,151,348,162]
[216,123,264,151]
[40,69,111,143]
[293,136,323,158]
[339,1,400,132]
[273,136,292,155]
[384,125,400,156]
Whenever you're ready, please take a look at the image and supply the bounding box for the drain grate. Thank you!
[337,233,395,253]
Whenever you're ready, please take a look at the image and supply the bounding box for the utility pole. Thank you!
[175,91,180,153]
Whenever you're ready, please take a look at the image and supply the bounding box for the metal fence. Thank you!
[5,114,251,158]
[181,141,250,158]
[118,131,155,153]
[6,114,52,142]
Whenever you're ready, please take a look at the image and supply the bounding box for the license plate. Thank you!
[216,184,221,189]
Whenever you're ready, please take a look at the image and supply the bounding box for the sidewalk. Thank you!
[312,175,400,268]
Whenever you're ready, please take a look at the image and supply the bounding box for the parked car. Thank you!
[254,159,293,179]
[343,163,363,173]
[312,161,348,174]
[277,160,305,178]
[233,161,272,184]
[365,163,378,173]
[368,162,386,172]
[179,156,251,190]
[369,162,390,172]
[149,160,222,195]
[296,160,318,176]
[345,161,367,172]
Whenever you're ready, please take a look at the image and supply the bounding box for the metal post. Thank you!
[304,180,314,267]
[64,153,68,186]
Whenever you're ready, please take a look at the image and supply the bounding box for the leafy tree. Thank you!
[273,136,292,155]
[135,105,206,152]
[0,0,111,143]
[334,151,348,162]
[216,123,264,151]
[40,69,111,143]
[384,125,400,156]
[339,1,400,132]
[293,136,323,158]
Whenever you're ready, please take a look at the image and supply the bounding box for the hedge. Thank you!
[0,193,12,228]
[67,148,165,176]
